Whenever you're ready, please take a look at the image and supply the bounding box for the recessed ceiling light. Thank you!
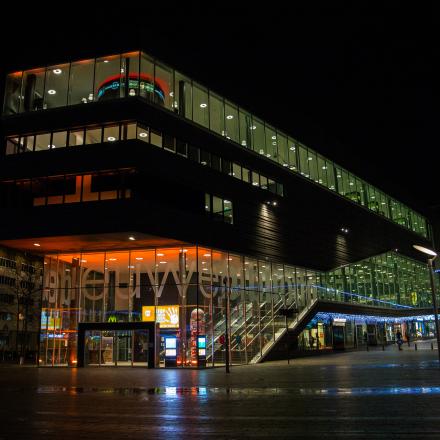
[48,89,56,95]
[33,243,40,247]
[109,258,117,261]
[203,253,211,257]
[81,259,87,263]
[226,115,234,119]
[159,261,167,264]
[250,125,256,130]
[103,60,109,63]
[128,236,135,241]
[107,136,116,142]
[47,144,55,149]
[53,69,62,75]
[181,249,188,253]
[224,200,230,204]
[271,135,277,140]
[203,268,208,271]
[139,132,148,138]
[200,103,207,108]
[289,146,295,151]
[157,253,165,257]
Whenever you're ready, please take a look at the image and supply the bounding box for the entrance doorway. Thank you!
[77,322,157,368]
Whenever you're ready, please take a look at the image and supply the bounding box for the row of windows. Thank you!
[3,51,427,237]
[0,257,17,270]
[5,121,284,196]
[0,276,15,287]
[204,194,233,224]
[0,169,133,208]
[0,313,13,321]
[0,293,14,304]
[324,251,436,308]
[0,258,39,275]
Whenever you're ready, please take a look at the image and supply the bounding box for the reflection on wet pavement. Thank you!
[2,351,440,438]
[13,384,436,398]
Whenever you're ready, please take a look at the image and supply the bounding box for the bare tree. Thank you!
[12,255,43,364]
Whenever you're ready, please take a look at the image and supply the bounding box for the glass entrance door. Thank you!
[85,330,101,366]
[101,331,115,366]
[133,329,149,366]
[116,330,132,366]
[83,328,150,367]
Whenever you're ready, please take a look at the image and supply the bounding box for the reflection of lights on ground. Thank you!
[300,387,440,396]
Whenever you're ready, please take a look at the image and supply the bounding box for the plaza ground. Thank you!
[1,345,440,439]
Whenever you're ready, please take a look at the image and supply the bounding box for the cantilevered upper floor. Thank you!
[2,50,430,240]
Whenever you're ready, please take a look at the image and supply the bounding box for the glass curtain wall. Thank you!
[40,246,433,367]
[323,252,434,308]
[3,51,428,238]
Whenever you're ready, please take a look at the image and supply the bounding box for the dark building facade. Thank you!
[0,50,437,367]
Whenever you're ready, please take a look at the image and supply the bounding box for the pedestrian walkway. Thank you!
[1,349,439,439]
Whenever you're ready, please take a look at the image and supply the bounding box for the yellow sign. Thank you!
[156,306,179,328]
[142,306,156,322]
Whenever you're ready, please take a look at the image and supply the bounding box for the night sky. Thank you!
[1,4,436,215]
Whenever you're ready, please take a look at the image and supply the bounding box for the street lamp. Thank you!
[413,244,440,365]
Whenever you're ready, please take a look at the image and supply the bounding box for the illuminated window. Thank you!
[205,193,233,224]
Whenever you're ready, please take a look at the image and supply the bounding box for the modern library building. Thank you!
[0,50,438,367]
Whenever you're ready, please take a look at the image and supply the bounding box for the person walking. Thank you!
[396,330,403,351]
[405,330,411,347]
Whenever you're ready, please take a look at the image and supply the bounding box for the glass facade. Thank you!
[3,51,428,238]
[40,244,433,367]
[323,251,435,308]
[298,312,438,352]
[5,121,283,197]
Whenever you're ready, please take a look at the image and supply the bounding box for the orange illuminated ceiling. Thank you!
[0,232,190,254]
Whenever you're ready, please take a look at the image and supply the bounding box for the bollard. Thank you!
[415,343,417,351]
[431,342,434,350]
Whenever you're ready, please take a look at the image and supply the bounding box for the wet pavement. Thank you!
[1,348,440,439]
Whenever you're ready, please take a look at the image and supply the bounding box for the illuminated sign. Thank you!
[165,337,177,358]
[96,74,166,103]
[41,314,61,331]
[156,306,179,328]
[141,306,156,322]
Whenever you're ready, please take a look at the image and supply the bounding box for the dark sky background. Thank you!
[1,4,437,216]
